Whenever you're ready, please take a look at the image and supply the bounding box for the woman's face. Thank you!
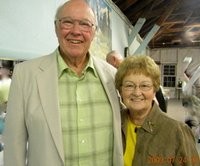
[120,73,156,114]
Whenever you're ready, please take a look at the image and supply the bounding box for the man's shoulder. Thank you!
[92,56,116,71]
[15,52,56,70]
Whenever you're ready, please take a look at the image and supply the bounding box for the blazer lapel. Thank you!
[93,56,123,165]
[36,54,64,163]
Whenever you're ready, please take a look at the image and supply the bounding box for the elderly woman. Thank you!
[115,55,200,166]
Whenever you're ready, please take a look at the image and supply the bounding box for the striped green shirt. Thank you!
[57,52,113,166]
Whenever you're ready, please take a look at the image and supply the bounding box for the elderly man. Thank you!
[3,1,123,166]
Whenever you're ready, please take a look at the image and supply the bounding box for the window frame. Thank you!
[162,64,176,88]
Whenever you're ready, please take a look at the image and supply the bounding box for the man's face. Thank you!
[55,0,96,59]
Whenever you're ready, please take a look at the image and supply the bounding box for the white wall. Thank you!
[150,47,200,98]
[150,47,200,80]
[111,10,129,57]
[109,2,141,58]
[0,0,66,60]
[0,0,141,60]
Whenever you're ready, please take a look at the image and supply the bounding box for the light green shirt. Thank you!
[57,52,113,166]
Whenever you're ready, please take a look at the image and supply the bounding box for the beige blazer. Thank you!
[3,50,123,166]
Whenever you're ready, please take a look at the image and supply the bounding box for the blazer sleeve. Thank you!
[3,64,27,166]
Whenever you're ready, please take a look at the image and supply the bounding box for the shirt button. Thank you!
[79,118,84,122]
[81,140,85,144]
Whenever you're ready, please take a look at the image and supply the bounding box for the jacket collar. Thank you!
[122,102,163,136]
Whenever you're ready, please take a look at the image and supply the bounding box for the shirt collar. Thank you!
[56,49,97,78]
